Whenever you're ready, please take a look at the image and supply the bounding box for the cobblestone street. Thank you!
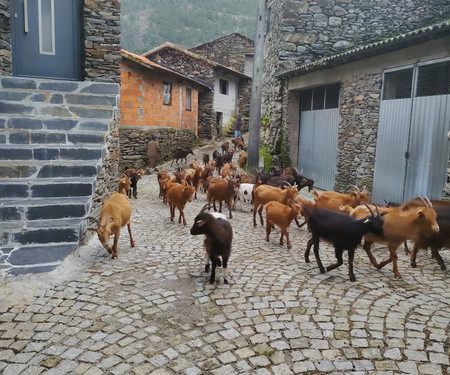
[0,144,449,375]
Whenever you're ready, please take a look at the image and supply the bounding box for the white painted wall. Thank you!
[214,75,239,131]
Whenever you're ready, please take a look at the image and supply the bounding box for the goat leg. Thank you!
[284,230,292,249]
[112,234,119,259]
[204,252,210,272]
[327,246,343,272]
[222,257,229,284]
[258,206,264,226]
[348,248,356,282]
[209,258,217,284]
[127,223,135,247]
[363,240,381,269]
[431,246,446,271]
[265,221,272,242]
[410,243,420,268]
[312,238,325,274]
[304,237,314,263]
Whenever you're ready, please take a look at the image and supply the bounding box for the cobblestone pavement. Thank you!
[0,142,449,375]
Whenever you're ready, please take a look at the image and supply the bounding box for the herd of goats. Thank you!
[87,139,449,284]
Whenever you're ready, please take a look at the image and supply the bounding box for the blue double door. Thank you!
[11,0,83,80]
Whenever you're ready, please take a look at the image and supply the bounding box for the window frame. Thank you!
[219,79,229,95]
[185,87,192,111]
[163,82,172,106]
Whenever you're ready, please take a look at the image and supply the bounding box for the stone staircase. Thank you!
[0,76,119,275]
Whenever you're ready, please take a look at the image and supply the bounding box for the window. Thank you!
[219,79,229,95]
[383,69,413,100]
[39,0,55,55]
[163,82,171,105]
[417,60,450,97]
[185,88,192,111]
[383,60,450,100]
[300,84,340,111]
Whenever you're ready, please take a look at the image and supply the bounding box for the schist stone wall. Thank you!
[262,0,449,191]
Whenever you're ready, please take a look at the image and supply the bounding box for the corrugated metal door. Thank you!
[297,84,340,191]
[372,60,450,204]
[298,109,339,190]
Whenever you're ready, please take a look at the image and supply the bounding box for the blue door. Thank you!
[11,0,82,80]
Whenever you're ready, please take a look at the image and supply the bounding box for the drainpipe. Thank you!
[247,0,266,174]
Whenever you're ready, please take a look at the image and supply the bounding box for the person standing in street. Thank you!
[146,134,162,172]
[234,114,243,140]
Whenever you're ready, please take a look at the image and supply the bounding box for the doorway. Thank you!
[11,0,83,80]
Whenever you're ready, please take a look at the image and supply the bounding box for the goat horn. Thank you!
[294,167,300,175]
[350,185,361,193]
[375,204,381,216]
[86,216,101,227]
[104,216,114,226]
[424,196,432,207]
[199,203,211,215]
[364,204,375,217]
[419,197,429,207]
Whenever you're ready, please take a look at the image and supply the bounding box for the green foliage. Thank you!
[259,145,272,172]
[121,0,258,53]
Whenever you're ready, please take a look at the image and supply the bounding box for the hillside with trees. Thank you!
[120,0,258,54]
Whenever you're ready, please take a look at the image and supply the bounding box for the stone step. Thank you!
[1,76,119,96]
[0,100,115,119]
[2,243,80,276]
[0,145,105,161]
[0,116,110,134]
[0,200,90,225]
[0,178,96,199]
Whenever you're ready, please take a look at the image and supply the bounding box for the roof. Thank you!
[190,33,254,51]
[141,42,251,80]
[277,20,450,79]
[121,49,212,90]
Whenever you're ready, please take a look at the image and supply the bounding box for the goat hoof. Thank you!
[319,267,326,274]
[410,261,417,268]
[205,264,210,272]
[224,279,229,284]
[395,274,402,279]
[350,275,356,282]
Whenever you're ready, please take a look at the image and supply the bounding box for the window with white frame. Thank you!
[163,82,171,105]
[186,88,192,111]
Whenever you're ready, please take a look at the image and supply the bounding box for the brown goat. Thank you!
[253,184,299,226]
[207,176,239,219]
[118,177,131,195]
[221,163,237,178]
[239,151,248,168]
[314,186,369,212]
[264,199,303,249]
[166,181,196,225]
[232,137,245,151]
[88,192,135,259]
[350,202,439,278]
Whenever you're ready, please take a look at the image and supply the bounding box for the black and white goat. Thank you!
[190,204,233,284]
[302,204,384,282]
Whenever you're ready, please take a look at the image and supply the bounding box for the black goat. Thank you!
[302,204,384,282]
[282,167,315,191]
[190,204,233,284]
[202,153,210,166]
[123,169,143,199]
[171,149,194,166]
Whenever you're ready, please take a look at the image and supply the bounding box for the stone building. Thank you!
[0,0,121,274]
[190,33,254,125]
[119,50,211,170]
[142,39,252,139]
[262,0,450,203]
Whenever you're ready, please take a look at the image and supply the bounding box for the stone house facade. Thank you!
[190,33,254,125]
[262,0,450,202]
[142,40,252,139]
[0,0,121,274]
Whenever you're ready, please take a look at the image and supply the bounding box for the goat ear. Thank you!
[417,209,425,218]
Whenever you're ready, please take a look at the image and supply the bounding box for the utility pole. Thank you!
[247,0,266,174]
